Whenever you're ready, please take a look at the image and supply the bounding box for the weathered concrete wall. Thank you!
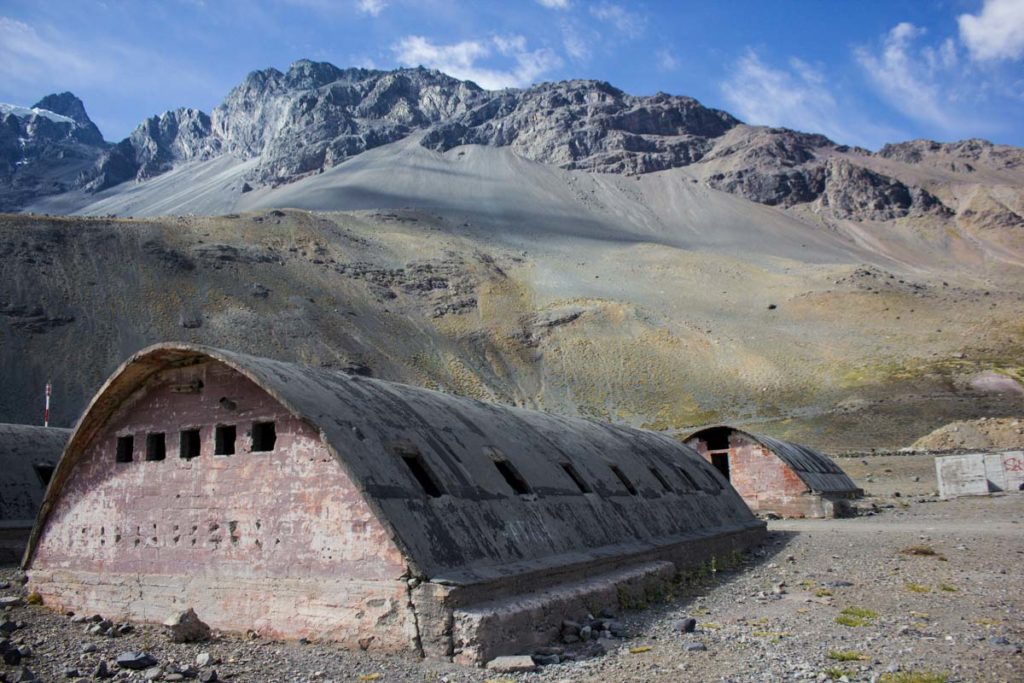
[29,362,415,649]
[690,436,826,517]
[936,451,1024,498]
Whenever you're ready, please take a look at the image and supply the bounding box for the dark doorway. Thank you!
[711,453,730,481]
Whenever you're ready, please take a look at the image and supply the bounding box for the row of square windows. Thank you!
[114,422,277,462]
[111,420,719,500]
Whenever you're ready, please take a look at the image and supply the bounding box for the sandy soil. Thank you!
[2,470,1020,683]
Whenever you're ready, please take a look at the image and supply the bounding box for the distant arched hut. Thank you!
[0,423,70,562]
[25,344,765,663]
[684,425,862,518]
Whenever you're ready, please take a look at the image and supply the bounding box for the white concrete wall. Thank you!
[936,451,1024,498]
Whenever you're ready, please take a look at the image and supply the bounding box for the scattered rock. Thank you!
[484,655,537,673]
[0,597,24,608]
[674,617,697,633]
[684,642,707,652]
[116,651,158,670]
[163,608,210,643]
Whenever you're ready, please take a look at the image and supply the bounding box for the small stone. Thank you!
[533,646,564,656]
[144,666,163,681]
[16,644,31,657]
[579,625,592,640]
[164,675,186,682]
[0,596,23,608]
[70,615,87,624]
[195,652,212,667]
[163,608,210,643]
[198,670,218,683]
[64,668,80,678]
[824,580,853,588]
[80,643,97,653]
[532,653,560,666]
[3,646,22,665]
[93,660,112,679]
[988,636,1012,646]
[485,655,537,673]
[117,623,133,635]
[674,617,697,633]
[9,666,39,682]
[117,651,158,670]
[0,582,10,589]
[684,642,707,652]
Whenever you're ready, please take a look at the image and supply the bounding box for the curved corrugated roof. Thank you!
[685,425,860,494]
[27,343,763,583]
[0,424,70,526]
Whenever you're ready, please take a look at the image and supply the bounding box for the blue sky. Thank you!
[1,0,1022,149]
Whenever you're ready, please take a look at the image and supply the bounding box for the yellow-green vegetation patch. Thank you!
[878,671,949,683]
[904,582,931,593]
[827,650,867,662]
[825,667,854,681]
[815,588,834,597]
[938,583,958,592]
[751,630,790,641]
[899,545,946,560]
[835,606,877,627]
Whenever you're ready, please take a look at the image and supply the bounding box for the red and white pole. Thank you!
[44,381,51,427]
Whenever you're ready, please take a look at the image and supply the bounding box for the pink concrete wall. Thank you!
[29,361,415,649]
[690,436,824,518]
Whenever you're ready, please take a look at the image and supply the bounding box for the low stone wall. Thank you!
[445,525,765,664]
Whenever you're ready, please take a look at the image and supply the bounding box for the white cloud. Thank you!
[392,35,561,90]
[721,50,900,148]
[357,0,387,16]
[590,3,646,38]
[560,20,595,61]
[657,49,680,71]
[958,0,1024,61]
[536,0,570,8]
[0,17,101,89]
[854,22,959,131]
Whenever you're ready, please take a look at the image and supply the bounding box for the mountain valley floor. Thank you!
[1,455,1021,683]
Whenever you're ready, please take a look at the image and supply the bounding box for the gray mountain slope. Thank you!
[11,60,1022,228]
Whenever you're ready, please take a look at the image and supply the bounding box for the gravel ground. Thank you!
[2,494,1021,683]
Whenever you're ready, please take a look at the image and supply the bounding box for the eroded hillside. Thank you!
[2,209,1022,450]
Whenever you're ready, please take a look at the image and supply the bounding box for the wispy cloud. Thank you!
[560,20,597,61]
[590,3,646,39]
[392,34,561,89]
[657,48,680,71]
[0,17,102,89]
[721,49,900,148]
[958,0,1024,61]
[854,22,960,132]
[536,0,570,9]
[356,0,387,17]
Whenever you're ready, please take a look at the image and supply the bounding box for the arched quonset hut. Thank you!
[25,344,764,663]
[1,423,70,563]
[684,425,862,518]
